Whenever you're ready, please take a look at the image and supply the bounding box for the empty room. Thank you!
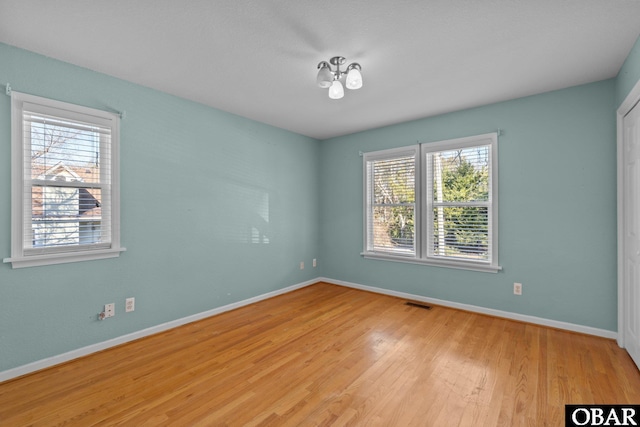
[1,1,640,425]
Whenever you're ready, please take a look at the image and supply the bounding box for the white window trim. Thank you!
[362,133,501,273]
[3,92,125,268]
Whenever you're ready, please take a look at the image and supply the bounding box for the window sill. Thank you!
[4,247,126,269]
[361,252,502,273]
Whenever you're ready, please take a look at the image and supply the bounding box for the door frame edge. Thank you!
[617,78,640,348]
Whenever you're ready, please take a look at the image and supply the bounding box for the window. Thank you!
[363,133,499,272]
[4,92,123,268]
[364,146,418,257]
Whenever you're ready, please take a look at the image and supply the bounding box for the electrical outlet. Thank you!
[105,303,115,318]
[513,283,522,295]
[300,261,304,270]
[313,258,317,268]
[125,297,135,312]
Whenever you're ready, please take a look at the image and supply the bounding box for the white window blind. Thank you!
[5,92,123,268]
[364,147,418,257]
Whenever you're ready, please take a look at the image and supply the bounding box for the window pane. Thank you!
[32,218,80,248]
[373,157,415,204]
[32,186,103,248]
[29,117,102,183]
[367,153,416,256]
[27,115,106,250]
[432,206,488,261]
[373,205,415,254]
[431,146,489,203]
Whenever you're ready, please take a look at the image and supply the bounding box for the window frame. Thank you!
[363,145,420,258]
[362,132,500,273]
[4,92,124,268]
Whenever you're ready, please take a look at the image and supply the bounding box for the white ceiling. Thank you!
[1,1,640,140]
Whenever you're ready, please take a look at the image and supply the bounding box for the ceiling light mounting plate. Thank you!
[329,56,346,66]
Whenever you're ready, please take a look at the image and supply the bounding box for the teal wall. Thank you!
[0,43,321,372]
[319,80,618,331]
[616,34,640,106]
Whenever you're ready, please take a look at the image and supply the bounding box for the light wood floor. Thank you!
[1,282,639,426]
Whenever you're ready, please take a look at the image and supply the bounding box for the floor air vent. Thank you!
[405,301,432,310]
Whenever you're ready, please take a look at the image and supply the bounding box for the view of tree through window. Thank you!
[430,146,490,261]
[371,155,415,254]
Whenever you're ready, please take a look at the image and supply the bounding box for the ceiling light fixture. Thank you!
[316,56,363,100]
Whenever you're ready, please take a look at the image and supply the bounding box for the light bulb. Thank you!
[316,64,333,89]
[346,67,363,90]
[328,80,344,99]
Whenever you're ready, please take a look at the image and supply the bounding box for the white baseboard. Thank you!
[1,276,618,383]
[0,278,317,383]
[319,277,618,340]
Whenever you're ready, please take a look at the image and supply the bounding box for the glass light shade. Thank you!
[328,80,344,99]
[316,66,333,88]
[346,68,363,90]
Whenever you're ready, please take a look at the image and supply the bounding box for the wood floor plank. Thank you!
[0,282,639,426]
